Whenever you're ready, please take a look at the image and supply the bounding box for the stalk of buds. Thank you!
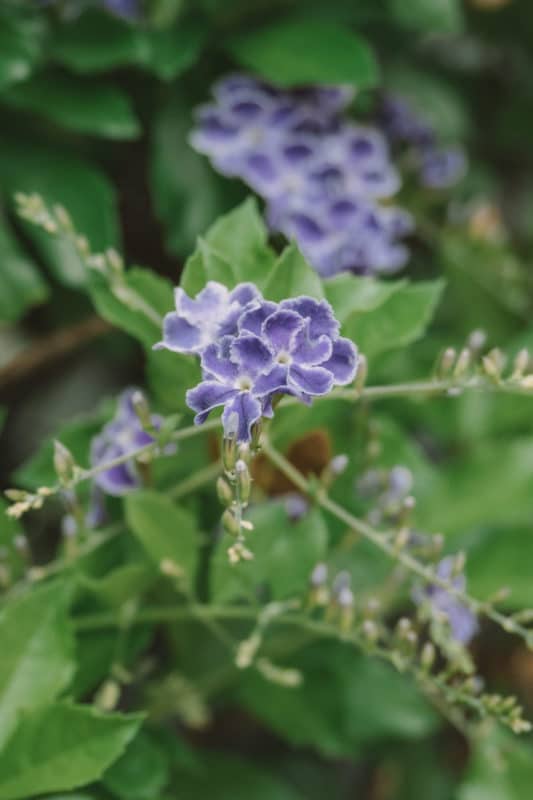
[219,433,257,563]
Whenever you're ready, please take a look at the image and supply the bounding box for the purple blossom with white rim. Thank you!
[154,281,260,355]
[191,74,412,278]
[417,556,479,645]
[418,147,467,189]
[185,291,358,442]
[90,388,165,496]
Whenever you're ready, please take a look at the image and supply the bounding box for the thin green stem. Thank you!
[261,440,532,647]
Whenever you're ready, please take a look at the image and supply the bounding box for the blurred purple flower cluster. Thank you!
[156,281,359,442]
[90,388,162,496]
[41,0,139,20]
[421,557,479,645]
[379,94,467,189]
[191,75,413,278]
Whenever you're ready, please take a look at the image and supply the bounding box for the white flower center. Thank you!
[276,351,291,365]
[237,376,253,392]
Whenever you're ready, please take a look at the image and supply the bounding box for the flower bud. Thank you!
[310,562,328,588]
[512,348,530,379]
[354,354,368,392]
[453,347,471,378]
[235,459,251,506]
[222,509,240,537]
[330,454,349,476]
[467,329,487,353]
[438,347,456,377]
[222,434,238,473]
[53,440,76,486]
[216,477,234,507]
[482,348,505,382]
[131,390,152,430]
[420,642,436,671]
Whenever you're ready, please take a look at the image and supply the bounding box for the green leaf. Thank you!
[0,9,46,90]
[146,349,201,414]
[387,0,464,34]
[203,197,276,285]
[263,244,325,302]
[150,96,233,257]
[88,267,172,349]
[52,11,205,80]
[211,504,328,602]
[3,71,140,140]
[174,750,300,800]
[237,642,436,757]
[103,730,170,800]
[180,239,236,295]
[0,703,142,800]
[125,490,199,583]
[0,143,119,287]
[0,581,75,748]
[0,209,48,322]
[457,731,533,800]
[467,528,533,609]
[325,274,407,324]
[227,20,379,88]
[79,563,157,609]
[345,279,445,360]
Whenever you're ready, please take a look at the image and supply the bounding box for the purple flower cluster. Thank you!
[190,74,412,278]
[155,281,359,443]
[90,388,163,496]
[418,557,478,645]
[379,94,467,189]
[41,0,140,20]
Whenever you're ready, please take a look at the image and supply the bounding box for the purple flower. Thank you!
[184,288,358,442]
[154,281,260,355]
[190,74,411,279]
[41,0,141,19]
[418,557,479,645]
[378,93,467,190]
[90,388,163,496]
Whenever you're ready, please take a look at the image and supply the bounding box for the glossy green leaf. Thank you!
[211,504,328,602]
[0,210,47,322]
[0,703,142,800]
[457,731,533,800]
[0,9,46,89]
[227,20,378,88]
[103,730,170,800]
[125,490,199,584]
[203,197,276,285]
[387,0,464,34]
[325,274,407,324]
[3,72,140,140]
[345,279,445,360]
[0,581,75,748]
[263,244,325,302]
[52,11,205,80]
[146,348,201,414]
[150,96,231,257]
[0,143,119,287]
[88,267,172,349]
[237,642,436,757]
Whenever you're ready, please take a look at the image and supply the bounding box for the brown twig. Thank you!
[0,316,113,391]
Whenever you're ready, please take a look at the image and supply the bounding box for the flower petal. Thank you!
[153,313,202,354]
[201,339,239,383]
[186,381,238,425]
[321,337,359,385]
[280,296,339,339]
[262,309,303,352]
[253,364,289,396]
[222,392,262,442]
[229,282,262,306]
[292,323,333,366]
[239,301,278,335]
[288,364,334,396]
[231,334,273,377]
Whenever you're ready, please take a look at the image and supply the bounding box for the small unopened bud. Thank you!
[330,454,349,476]
[235,460,251,505]
[467,329,487,353]
[222,509,240,537]
[53,440,76,486]
[95,679,121,711]
[310,562,328,587]
[256,658,303,687]
[420,642,436,671]
[354,353,368,392]
[332,570,351,597]
[431,534,444,556]
[235,632,261,669]
[482,348,505,382]
[131,390,152,430]
[216,477,234,507]
[222,435,238,473]
[4,488,28,502]
[53,204,73,231]
[250,420,262,452]
[453,347,471,378]
[438,347,456,377]
[519,375,533,390]
[362,619,379,643]
[106,248,124,275]
[452,551,466,576]
[512,349,530,379]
